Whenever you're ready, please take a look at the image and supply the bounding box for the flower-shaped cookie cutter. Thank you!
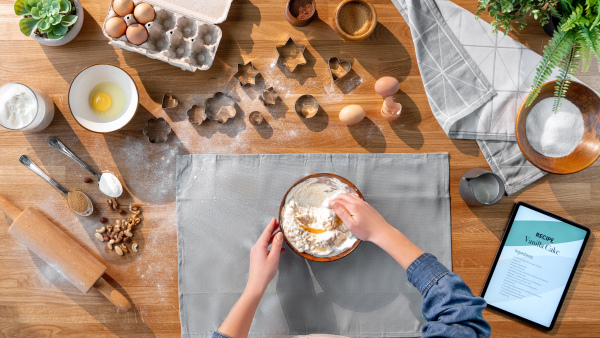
[234,61,261,86]
[260,87,279,106]
[205,92,237,123]
[143,117,172,143]
[328,57,352,82]
[187,104,207,125]
[276,37,307,72]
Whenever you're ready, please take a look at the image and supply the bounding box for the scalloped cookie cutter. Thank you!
[276,37,307,72]
[143,117,172,143]
[206,92,236,123]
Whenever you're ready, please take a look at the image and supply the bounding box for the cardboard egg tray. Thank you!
[102,0,233,72]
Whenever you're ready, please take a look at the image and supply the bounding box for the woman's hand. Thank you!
[329,193,392,244]
[246,217,285,296]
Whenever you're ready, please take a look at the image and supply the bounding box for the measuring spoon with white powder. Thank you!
[48,137,123,198]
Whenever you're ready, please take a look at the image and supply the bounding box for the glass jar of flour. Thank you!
[0,83,55,132]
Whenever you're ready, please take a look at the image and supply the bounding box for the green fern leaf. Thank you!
[553,44,579,112]
[527,30,576,106]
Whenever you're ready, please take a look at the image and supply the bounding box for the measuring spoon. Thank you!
[48,137,123,198]
[19,155,93,217]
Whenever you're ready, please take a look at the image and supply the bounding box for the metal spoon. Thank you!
[19,155,93,217]
[48,137,123,197]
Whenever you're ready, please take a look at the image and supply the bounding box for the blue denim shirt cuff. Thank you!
[212,331,232,338]
[406,252,450,295]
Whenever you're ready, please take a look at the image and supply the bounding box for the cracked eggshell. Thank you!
[375,77,400,97]
[339,105,365,125]
[381,97,402,122]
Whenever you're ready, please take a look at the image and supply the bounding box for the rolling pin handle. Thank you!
[94,277,132,312]
[0,193,23,221]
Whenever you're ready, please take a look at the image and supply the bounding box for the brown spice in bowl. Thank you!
[68,191,89,213]
[290,0,315,20]
[338,2,372,35]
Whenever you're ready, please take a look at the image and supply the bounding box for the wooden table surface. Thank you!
[1,0,599,336]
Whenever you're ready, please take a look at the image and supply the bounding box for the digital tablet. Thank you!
[480,202,590,330]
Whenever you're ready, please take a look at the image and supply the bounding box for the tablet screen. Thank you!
[482,203,589,329]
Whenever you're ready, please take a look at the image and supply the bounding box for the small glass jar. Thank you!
[0,83,55,132]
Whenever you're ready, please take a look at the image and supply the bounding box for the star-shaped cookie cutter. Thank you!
[276,37,307,72]
[234,61,260,86]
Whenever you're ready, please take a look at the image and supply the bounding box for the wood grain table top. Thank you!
[1,0,599,337]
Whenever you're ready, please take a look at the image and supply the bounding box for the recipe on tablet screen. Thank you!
[483,206,588,327]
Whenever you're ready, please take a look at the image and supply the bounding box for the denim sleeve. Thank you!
[212,332,231,338]
[407,253,491,338]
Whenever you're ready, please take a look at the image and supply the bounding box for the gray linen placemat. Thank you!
[177,153,451,337]
[391,0,550,194]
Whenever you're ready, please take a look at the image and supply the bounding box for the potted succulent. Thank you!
[476,0,600,111]
[14,0,84,46]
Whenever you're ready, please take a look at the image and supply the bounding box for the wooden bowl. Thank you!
[278,173,363,262]
[333,0,377,42]
[285,0,317,27]
[515,80,600,174]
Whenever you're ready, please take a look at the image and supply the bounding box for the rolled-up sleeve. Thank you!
[407,253,491,338]
[212,331,232,338]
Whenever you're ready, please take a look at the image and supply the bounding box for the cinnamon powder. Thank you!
[290,0,315,20]
[338,2,372,36]
[67,191,89,214]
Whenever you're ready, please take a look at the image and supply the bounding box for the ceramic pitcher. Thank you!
[459,168,505,206]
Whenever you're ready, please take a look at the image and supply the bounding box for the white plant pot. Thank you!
[30,0,84,46]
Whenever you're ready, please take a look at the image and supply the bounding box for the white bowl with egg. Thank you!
[68,64,139,133]
[279,173,363,262]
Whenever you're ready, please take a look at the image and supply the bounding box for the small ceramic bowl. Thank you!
[68,64,139,133]
[278,173,363,262]
[515,80,600,174]
[333,0,377,41]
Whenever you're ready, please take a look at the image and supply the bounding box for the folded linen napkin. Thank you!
[391,0,557,194]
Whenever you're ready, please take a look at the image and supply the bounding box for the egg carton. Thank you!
[102,0,233,71]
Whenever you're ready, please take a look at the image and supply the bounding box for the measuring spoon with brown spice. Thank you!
[19,155,93,217]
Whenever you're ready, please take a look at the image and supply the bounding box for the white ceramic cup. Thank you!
[0,83,55,132]
[68,64,139,133]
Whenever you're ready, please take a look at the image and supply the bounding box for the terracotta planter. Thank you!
[30,0,84,46]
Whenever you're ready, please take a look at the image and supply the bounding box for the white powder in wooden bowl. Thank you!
[526,98,584,158]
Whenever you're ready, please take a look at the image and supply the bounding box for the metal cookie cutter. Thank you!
[295,94,319,118]
[143,117,172,143]
[260,87,279,106]
[234,61,260,86]
[328,57,352,82]
[276,37,307,72]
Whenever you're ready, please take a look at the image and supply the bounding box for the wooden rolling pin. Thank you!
[0,194,131,311]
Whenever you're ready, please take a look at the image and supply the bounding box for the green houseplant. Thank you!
[14,0,84,46]
[476,0,600,111]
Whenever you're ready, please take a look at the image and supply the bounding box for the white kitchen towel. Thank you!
[177,153,451,337]
[392,0,551,194]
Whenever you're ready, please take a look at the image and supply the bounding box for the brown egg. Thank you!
[104,16,127,38]
[339,105,366,125]
[112,0,134,16]
[133,3,155,24]
[126,23,148,45]
[375,76,400,96]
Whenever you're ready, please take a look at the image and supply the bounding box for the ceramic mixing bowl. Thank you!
[68,64,139,133]
[278,173,363,262]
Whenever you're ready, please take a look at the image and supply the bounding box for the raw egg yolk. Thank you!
[91,92,112,112]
